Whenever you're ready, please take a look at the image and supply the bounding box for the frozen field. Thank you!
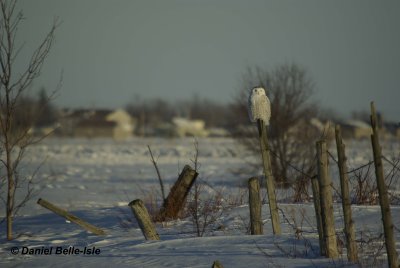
[0,137,399,267]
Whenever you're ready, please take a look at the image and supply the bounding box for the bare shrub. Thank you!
[275,206,319,258]
[357,230,386,267]
[349,157,400,205]
[350,163,379,205]
[186,182,224,237]
[184,138,223,236]
[382,156,400,204]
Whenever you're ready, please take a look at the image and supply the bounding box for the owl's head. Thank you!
[252,87,266,96]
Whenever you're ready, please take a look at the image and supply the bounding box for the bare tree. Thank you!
[234,63,321,194]
[0,0,58,240]
[178,95,232,128]
[126,97,175,136]
[35,87,58,128]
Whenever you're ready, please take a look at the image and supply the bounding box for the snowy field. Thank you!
[1,137,399,267]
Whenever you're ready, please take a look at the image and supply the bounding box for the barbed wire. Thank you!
[382,155,400,173]
[277,207,315,234]
[327,151,338,164]
[346,161,375,175]
[268,146,400,187]
[269,149,317,180]
[326,150,375,175]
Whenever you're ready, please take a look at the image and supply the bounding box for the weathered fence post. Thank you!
[316,140,338,258]
[129,199,160,240]
[257,119,281,235]
[335,125,358,263]
[311,177,326,256]
[370,102,398,268]
[157,165,198,221]
[37,198,106,235]
[248,177,263,235]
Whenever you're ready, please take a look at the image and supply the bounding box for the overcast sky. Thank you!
[15,0,400,121]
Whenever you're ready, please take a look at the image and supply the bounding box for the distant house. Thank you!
[340,120,372,139]
[310,118,335,140]
[58,108,135,140]
[106,109,135,140]
[384,122,400,139]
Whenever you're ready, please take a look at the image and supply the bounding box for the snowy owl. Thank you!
[248,87,271,126]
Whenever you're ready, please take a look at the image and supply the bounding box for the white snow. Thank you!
[0,137,399,267]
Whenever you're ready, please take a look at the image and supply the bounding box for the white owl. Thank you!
[248,87,271,126]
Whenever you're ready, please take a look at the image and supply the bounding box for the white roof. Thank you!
[345,119,370,128]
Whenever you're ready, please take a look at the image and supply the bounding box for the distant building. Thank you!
[109,109,136,140]
[340,120,372,139]
[310,118,335,140]
[383,122,400,139]
[58,108,135,140]
[338,119,400,140]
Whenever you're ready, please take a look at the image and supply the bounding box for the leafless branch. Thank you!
[147,145,166,202]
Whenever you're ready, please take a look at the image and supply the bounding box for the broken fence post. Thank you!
[157,164,198,221]
[37,198,106,235]
[129,199,160,240]
[248,177,263,235]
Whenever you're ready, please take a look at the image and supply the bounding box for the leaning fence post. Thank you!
[257,119,281,235]
[335,125,358,263]
[311,176,326,256]
[129,199,160,240]
[370,102,398,268]
[316,140,338,258]
[248,177,263,235]
[37,198,106,235]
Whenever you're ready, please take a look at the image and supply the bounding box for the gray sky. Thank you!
[16,0,400,121]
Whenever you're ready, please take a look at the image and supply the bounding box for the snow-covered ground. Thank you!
[0,137,399,267]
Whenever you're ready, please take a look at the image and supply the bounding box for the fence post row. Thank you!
[370,102,398,268]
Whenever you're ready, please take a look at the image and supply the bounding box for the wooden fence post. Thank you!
[37,198,106,235]
[316,140,338,258]
[257,119,281,235]
[129,199,160,240]
[157,165,198,221]
[370,102,398,268]
[335,125,358,263]
[248,177,263,235]
[311,177,326,256]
